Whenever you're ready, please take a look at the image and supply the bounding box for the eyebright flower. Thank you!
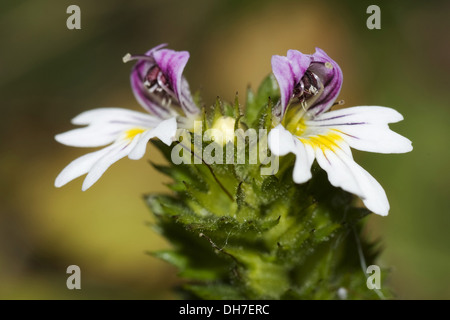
[268,48,412,216]
[55,44,199,191]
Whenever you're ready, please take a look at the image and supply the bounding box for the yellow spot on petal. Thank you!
[325,62,333,69]
[124,128,146,140]
[285,113,343,152]
[300,131,343,152]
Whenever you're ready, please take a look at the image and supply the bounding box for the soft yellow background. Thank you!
[0,0,449,299]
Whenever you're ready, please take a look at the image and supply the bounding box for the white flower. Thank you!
[55,108,177,190]
[268,49,412,216]
[55,45,199,190]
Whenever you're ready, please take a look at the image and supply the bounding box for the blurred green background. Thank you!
[0,0,449,299]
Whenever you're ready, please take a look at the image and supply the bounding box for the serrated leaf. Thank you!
[244,73,279,127]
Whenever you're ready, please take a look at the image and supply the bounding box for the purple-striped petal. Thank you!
[128,44,199,119]
[271,55,294,115]
[271,51,311,116]
[129,44,171,118]
[271,48,342,118]
[308,48,343,116]
[287,50,311,84]
[153,49,199,117]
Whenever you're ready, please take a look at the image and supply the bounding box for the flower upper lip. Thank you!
[271,48,343,120]
[125,44,200,120]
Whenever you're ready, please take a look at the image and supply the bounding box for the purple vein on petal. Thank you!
[308,122,367,127]
[311,114,355,122]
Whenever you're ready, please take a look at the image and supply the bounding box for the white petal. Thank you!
[315,148,363,198]
[71,108,161,126]
[333,124,412,153]
[81,138,140,191]
[55,125,124,147]
[315,147,389,216]
[151,117,178,145]
[358,166,390,216]
[268,124,297,156]
[56,108,162,148]
[54,145,116,188]
[128,117,178,160]
[310,106,404,125]
[306,106,413,154]
[268,125,315,183]
[292,140,315,183]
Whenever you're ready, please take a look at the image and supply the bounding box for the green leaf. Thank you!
[244,73,279,127]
